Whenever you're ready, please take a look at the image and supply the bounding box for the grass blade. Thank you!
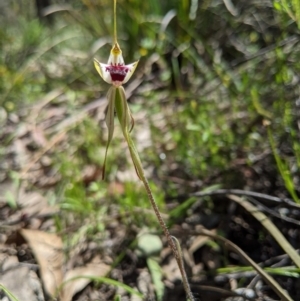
[196,227,293,301]
[0,284,20,301]
[228,194,300,269]
[102,87,116,179]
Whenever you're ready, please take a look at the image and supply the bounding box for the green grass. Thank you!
[218,265,300,278]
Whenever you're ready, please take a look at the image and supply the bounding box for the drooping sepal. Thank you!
[128,139,143,180]
[115,86,134,133]
[114,87,142,179]
[102,87,116,179]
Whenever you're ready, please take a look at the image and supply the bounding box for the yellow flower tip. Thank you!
[108,42,124,66]
[111,42,122,55]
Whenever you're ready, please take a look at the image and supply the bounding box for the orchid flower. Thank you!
[94,28,140,179]
[94,42,138,87]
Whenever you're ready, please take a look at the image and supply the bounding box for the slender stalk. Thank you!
[110,3,193,299]
[113,0,117,44]
[124,130,194,300]
[141,176,194,301]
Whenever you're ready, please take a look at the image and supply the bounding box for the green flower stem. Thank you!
[143,179,194,301]
[113,0,117,44]
[113,86,194,300]
[129,135,194,301]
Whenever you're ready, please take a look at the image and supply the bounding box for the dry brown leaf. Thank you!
[188,229,217,255]
[31,126,47,147]
[20,229,63,297]
[19,190,58,218]
[12,139,30,168]
[107,181,125,196]
[61,262,110,301]
[1,255,19,271]
[0,266,45,301]
[0,181,19,205]
[163,256,181,283]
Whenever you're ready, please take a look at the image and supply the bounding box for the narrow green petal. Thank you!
[115,87,142,179]
[115,86,132,134]
[128,136,144,179]
[102,87,116,179]
[106,87,116,139]
[129,110,134,133]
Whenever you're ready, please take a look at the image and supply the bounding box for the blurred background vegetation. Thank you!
[0,0,300,299]
[1,0,299,200]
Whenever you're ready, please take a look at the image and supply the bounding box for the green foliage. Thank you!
[147,257,165,301]
[60,275,143,298]
[268,128,299,203]
[115,181,165,227]
[274,0,300,28]
[218,265,300,278]
[2,0,299,200]
[169,184,221,221]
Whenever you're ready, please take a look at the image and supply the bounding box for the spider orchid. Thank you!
[93,3,196,299]
[94,42,138,87]
[94,40,140,179]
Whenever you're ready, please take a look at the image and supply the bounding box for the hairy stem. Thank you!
[125,132,194,300]
[141,176,194,301]
[114,83,194,299]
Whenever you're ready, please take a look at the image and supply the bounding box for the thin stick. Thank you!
[141,176,194,301]
[114,86,195,300]
[194,227,293,301]
[113,0,117,44]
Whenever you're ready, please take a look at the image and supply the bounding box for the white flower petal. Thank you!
[108,52,124,65]
[94,59,112,84]
[107,43,125,65]
[122,61,139,84]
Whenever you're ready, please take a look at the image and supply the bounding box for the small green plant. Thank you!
[268,127,300,203]
[274,0,300,28]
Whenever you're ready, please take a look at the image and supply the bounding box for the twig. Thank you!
[228,194,300,269]
[193,227,293,301]
[191,188,300,209]
[142,177,194,301]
